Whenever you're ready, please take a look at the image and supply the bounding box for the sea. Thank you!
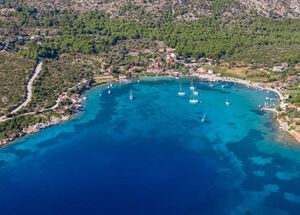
[0,78,300,215]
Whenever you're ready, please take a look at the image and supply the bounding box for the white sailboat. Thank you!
[192,89,199,96]
[108,89,111,95]
[189,93,199,104]
[190,80,195,91]
[178,83,186,96]
[201,113,206,122]
[129,89,134,100]
[225,97,230,106]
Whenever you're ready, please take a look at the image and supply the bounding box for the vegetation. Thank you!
[0,53,35,116]
[24,56,97,111]
[0,113,49,140]
[0,2,299,143]
[1,8,298,66]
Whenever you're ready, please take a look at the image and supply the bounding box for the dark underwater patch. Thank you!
[226,122,237,128]
[4,147,32,160]
[251,109,266,116]
[0,160,7,167]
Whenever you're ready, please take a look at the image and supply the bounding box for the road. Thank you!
[11,61,43,114]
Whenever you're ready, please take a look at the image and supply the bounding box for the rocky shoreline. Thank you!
[0,115,72,147]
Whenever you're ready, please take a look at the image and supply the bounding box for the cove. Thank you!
[0,79,300,215]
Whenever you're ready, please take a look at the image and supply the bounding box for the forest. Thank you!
[9,7,300,66]
[0,4,299,140]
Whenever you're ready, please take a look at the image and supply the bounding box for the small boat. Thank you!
[178,91,186,96]
[192,90,199,96]
[108,89,111,95]
[201,114,206,123]
[190,80,195,91]
[209,82,214,87]
[178,83,186,96]
[189,94,199,104]
[225,97,231,106]
[129,89,134,100]
[190,86,195,91]
[98,93,102,96]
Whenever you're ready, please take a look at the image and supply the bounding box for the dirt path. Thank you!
[11,61,43,114]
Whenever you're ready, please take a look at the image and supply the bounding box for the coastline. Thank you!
[0,75,299,148]
[0,82,108,148]
[195,74,300,143]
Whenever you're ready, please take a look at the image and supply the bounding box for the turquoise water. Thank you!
[1,78,300,215]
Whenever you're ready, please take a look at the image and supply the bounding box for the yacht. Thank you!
[178,83,186,96]
[192,90,199,96]
[201,114,206,123]
[225,97,231,106]
[129,89,134,100]
[190,80,195,91]
[189,94,199,104]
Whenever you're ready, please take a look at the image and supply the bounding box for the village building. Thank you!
[146,67,165,73]
[166,53,177,65]
[287,75,299,83]
[196,67,214,75]
[128,66,143,73]
[272,63,288,72]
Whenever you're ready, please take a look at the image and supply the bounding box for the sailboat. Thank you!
[108,89,111,95]
[192,88,199,96]
[201,113,206,123]
[178,83,186,96]
[129,89,134,100]
[209,81,214,87]
[225,97,230,106]
[190,80,195,91]
[189,93,199,104]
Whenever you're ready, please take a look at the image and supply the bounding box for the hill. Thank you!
[13,0,300,20]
